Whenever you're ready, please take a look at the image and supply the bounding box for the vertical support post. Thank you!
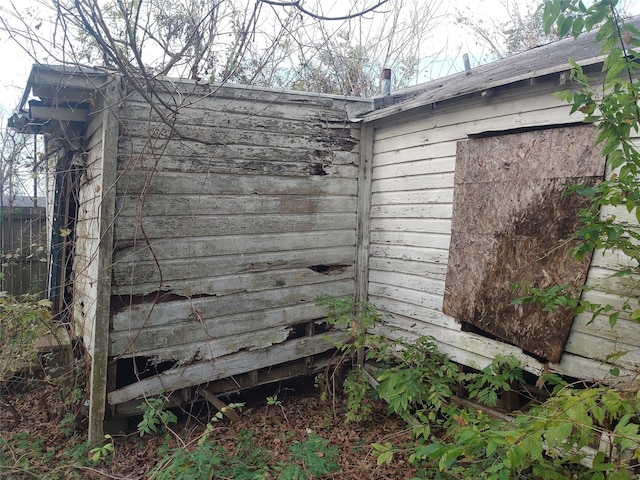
[87,78,119,445]
[354,121,374,367]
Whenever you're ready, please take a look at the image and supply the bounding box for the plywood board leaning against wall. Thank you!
[443,125,605,362]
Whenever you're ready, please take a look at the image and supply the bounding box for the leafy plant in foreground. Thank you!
[515,0,640,335]
[315,295,393,421]
[137,396,178,437]
[287,433,340,478]
[464,353,525,407]
[89,434,114,464]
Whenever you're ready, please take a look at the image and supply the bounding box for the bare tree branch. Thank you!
[259,0,390,21]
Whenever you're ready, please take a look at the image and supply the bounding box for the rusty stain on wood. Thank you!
[443,125,605,362]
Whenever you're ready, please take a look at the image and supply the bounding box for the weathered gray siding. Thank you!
[366,78,640,380]
[107,81,363,403]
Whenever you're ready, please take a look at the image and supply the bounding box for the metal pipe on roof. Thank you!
[463,53,472,75]
[381,68,391,95]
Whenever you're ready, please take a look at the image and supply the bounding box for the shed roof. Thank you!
[8,64,373,134]
[360,17,640,122]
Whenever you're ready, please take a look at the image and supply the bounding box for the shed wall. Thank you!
[107,82,363,403]
[367,78,640,380]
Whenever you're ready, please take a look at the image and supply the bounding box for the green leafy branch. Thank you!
[510,0,640,331]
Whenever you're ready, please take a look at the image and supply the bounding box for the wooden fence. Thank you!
[0,203,47,296]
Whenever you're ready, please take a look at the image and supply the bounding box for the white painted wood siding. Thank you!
[110,84,363,368]
[72,111,105,358]
[368,79,640,381]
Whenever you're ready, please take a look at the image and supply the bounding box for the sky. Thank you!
[1,0,640,113]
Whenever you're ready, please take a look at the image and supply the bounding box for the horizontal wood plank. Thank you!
[369,231,451,249]
[369,257,447,280]
[369,244,449,265]
[115,194,356,217]
[371,189,453,205]
[114,212,356,240]
[121,119,358,153]
[371,173,454,193]
[113,264,354,297]
[370,218,452,234]
[114,230,356,262]
[112,279,354,331]
[115,172,357,196]
[370,203,452,219]
[112,246,355,287]
[118,138,358,168]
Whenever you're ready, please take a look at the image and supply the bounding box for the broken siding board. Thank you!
[114,213,356,240]
[105,75,360,416]
[581,289,639,315]
[114,231,356,262]
[72,258,96,350]
[119,156,358,178]
[107,330,351,405]
[111,303,335,357]
[380,314,640,379]
[377,323,637,383]
[118,139,358,167]
[121,101,355,135]
[114,325,294,362]
[111,247,355,289]
[121,119,357,152]
[112,265,354,297]
[112,303,327,343]
[112,279,354,331]
[124,81,366,112]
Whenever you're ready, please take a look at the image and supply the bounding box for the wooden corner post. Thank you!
[87,77,119,445]
[354,121,374,367]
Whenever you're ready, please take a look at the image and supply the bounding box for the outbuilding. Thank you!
[10,22,640,443]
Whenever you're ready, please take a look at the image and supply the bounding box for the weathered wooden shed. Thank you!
[10,66,370,441]
[9,22,640,443]
[355,23,640,384]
